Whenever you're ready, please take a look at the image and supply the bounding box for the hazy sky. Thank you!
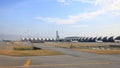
[0,0,120,39]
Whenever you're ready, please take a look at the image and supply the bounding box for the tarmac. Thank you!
[0,43,120,68]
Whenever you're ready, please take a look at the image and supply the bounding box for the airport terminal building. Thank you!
[21,36,120,43]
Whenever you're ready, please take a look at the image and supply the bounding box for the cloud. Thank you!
[57,0,94,5]
[57,0,120,7]
[97,24,120,36]
[35,9,104,24]
[35,16,77,24]
[36,0,120,24]
[57,0,70,5]
[114,12,120,16]
[57,0,65,3]
[71,25,89,28]
[95,0,120,17]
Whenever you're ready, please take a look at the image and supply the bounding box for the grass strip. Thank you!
[0,50,63,56]
[75,49,120,54]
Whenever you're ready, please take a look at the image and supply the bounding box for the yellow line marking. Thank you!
[24,59,31,67]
